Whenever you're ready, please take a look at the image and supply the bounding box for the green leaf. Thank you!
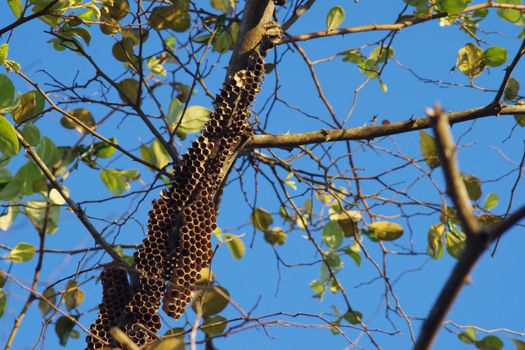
[112,38,135,62]
[446,230,466,259]
[37,137,60,168]
[148,2,190,32]
[459,327,477,344]
[475,335,504,350]
[504,78,520,102]
[25,200,59,234]
[419,130,440,168]
[438,0,470,15]
[100,169,130,195]
[117,79,139,105]
[39,286,56,317]
[212,22,239,53]
[94,138,117,159]
[0,44,7,66]
[174,105,211,134]
[264,226,287,245]
[12,90,45,124]
[484,193,499,210]
[340,49,365,64]
[201,315,228,336]
[8,0,23,17]
[60,108,96,133]
[330,209,361,237]
[326,6,345,30]
[322,221,344,249]
[0,75,15,108]
[8,242,35,262]
[343,310,362,325]
[224,234,245,260]
[462,174,481,201]
[0,115,19,157]
[309,278,327,299]
[141,140,170,169]
[427,224,445,259]
[496,0,522,23]
[55,316,76,346]
[343,243,361,266]
[167,97,183,129]
[250,208,273,232]
[0,288,5,318]
[456,43,485,78]
[512,338,525,350]
[515,114,525,126]
[368,221,404,241]
[21,123,41,146]
[64,280,85,311]
[192,286,229,317]
[320,251,343,281]
[483,47,507,67]
[0,178,22,200]
[210,0,235,12]
[16,162,43,196]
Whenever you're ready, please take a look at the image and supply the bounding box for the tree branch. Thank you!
[246,103,524,149]
[0,0,59,36]
[16,130,125,264]
[281,2,525,44]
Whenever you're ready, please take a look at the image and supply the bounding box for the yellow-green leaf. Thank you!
[504,78,519,102]
[192,286,229,317]
[12,90,45,123]
[462,174,481,200]
[201,315,227,335]
[39,286,56,317]
[0,115,19,157]
[8,242,36,262]
[224,234,245,260]
[55,316,76,346]
[250,208,273,232]
[427,224,445,259]
[322,221,344,249]
[100,169,130,195]
[264,226,287,245]
[419,130,440,168]
[456,43,485,78]
[148,2,190,32]
[117,79,140,105]
[483,46,507,67]
[368,221,404,241]
[326,6,345,30]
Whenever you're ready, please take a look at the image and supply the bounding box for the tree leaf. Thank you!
[0,115,19,157]
[475,335,504,350]
[446,230,466,259]
[427,224,445,259]
[496,0,522,23]
[250,208,273,232]
[483,47,507,67]
[224,233,245,260]
[484,193,499,210]
[0,204,19,231]
[8,242,36,262]
[100,169,130,195]
[8,0,23,17]
[39,286,56,317]
[64,280,85,311]
[21,123,41,146]
[504,78,519,102]
[515,114,525,127]
[210,0,235,12]
[201,315,228,335]
[25,200,60,234]
[326,6,345,30]
[343,310,362,325]
[419,130,440,168]
[37,137,60,168]
[0,288,5,319]
[175,106,211,134]
[0,44,7,66]
[512,338,525,350]
[167,97,183,129]
[12,90,45,124]
[456,43,485,78]
[264,226,287,245]
[330,209,362,237]
[0,178,22,200]
[192,286,229,317]
[322,221,344,249]
[458,327,477,344]
[117,79,140,105]
[438,0,469,14]
[0,74,15,108]
[343,242,361,266]
[368,221,404,241]
[462,174,481,201]
[148,2,190,32]
[55,315,76,346]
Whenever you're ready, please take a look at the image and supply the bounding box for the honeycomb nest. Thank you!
[86,24,279,349]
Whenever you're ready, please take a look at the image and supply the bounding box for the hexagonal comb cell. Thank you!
[87,39,273,349]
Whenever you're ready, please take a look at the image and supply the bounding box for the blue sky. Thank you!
[1,1,524,349]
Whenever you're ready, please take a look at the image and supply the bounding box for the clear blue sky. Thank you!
[1,1,524,349]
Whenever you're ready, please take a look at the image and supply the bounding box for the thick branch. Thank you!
[247,104,525,149]
[428,105,478,235]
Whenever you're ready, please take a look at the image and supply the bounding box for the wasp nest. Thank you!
[86,23,280,349]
